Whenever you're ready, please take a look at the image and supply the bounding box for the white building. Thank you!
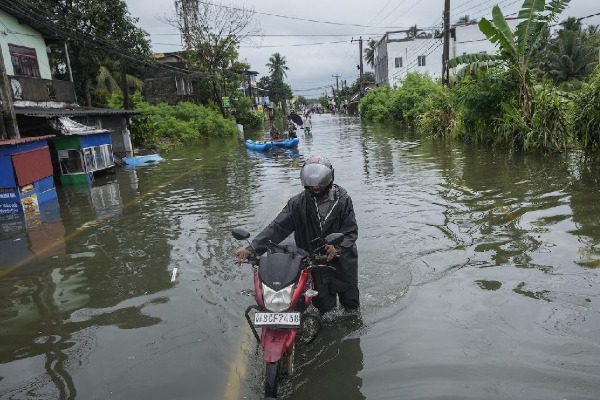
[374,19,519,87]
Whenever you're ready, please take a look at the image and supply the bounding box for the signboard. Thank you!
[222,97,231,108]
[257,105,263,113]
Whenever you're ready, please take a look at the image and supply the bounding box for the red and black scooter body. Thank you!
[244,247,321,362]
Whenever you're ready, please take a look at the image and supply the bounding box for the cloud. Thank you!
[124,0,600,98]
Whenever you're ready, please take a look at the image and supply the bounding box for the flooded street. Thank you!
[1,114,600,399]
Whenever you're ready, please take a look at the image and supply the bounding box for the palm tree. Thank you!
[364,39,377,69]
[542,32,598,83]
[95,59,143,105]
[266,53,289,80]
[266,53,290,105]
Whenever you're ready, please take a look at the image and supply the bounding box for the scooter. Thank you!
[232,228,344,399]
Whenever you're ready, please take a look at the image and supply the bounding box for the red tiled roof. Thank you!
[0,135,56,146]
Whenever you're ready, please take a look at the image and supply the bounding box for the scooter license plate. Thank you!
[254,312,301,327]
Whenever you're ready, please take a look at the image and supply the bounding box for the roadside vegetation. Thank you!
[360,0,600,153]
[36,0,278,149]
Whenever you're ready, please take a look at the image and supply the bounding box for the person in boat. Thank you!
[269,125,281,141]
[287,120,298,139]
[236,155,360,314]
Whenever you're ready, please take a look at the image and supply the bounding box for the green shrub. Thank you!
[527,81,571,152]
[108,93,239,149]
[390,73,444,125]
[232,96,263,130]
[418,87,454,137]
[450,69,516,143]
[359,85,395,123]
[572,66,600,148]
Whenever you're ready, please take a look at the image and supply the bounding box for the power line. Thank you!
[201,0,408,29]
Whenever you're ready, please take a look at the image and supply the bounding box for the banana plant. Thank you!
[448,0,571,123]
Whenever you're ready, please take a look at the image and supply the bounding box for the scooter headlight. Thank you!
[261,284,294,312]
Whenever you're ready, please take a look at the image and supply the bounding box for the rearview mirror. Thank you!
[232,227,250,240]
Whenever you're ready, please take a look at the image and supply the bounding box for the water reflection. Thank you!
[287,314,366,400]
[0,172,173,399]
[0,199,66,277]
[2,115,600,399]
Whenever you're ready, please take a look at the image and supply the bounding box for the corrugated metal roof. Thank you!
[0,135,56,147]
[13,107,142,117]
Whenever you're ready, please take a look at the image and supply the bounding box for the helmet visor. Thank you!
[300,163,333,187]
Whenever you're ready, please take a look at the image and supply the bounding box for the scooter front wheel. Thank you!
[264,361,280,399]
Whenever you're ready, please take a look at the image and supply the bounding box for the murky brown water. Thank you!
[1,114,599,399]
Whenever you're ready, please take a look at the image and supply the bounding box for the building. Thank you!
[374,19,519,87]
[144,52,198,105]
[242,70,259,107]
[0,4,137,159]
[0,136,57,214]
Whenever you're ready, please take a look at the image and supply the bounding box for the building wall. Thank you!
[376,19,520,87]
[0,10,52,79]
[451,19,519,60]
[385,37,444,86]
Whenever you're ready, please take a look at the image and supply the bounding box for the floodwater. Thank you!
[1,114,600,400]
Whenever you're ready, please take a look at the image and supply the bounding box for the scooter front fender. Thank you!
[261,328,297,363]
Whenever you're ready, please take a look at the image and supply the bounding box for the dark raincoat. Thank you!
[249,185,359,292]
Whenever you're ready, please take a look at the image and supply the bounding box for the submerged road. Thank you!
[1,114,600,399]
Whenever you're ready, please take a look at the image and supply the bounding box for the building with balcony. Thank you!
[144,52,202,105]
[0,4,136,159]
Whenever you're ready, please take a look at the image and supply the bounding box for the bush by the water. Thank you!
[109,92,239,149]
[360,70,585,153]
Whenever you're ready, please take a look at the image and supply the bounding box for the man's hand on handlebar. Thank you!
[236,248,252,265]
[324,244,338,261]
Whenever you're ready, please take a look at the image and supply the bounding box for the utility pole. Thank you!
[359,36,364,96]
[352,37,365,97]
[332,74,340,93]
[332,74,340,108]
[442,0,451,86]
[0,44,19,139]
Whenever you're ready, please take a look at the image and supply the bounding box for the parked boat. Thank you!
[245,140,272,151]
[122,154,164,166]
[245,137,299,151]
[272,137,299,149]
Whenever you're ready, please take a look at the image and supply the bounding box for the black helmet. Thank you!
[300,155,334,187]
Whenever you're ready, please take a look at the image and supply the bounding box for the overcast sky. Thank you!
[122,0,600,98]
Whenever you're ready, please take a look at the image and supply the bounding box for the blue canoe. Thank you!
[122,153,164,166]
[245,140,272,151]
[272,137,299,149]
[245,138,299,151]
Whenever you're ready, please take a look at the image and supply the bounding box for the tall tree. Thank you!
[31,0,152,106]
[364,39,377,69]
[266,53,290,105]
[170,0,260,116]
[266,53,289,80]
[534,17,599,84]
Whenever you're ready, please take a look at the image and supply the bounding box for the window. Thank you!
[58,150,85,174]
[175,76,191,95]
[9,44,41,77]
[394,57,403,68]
[418,55,426,67]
